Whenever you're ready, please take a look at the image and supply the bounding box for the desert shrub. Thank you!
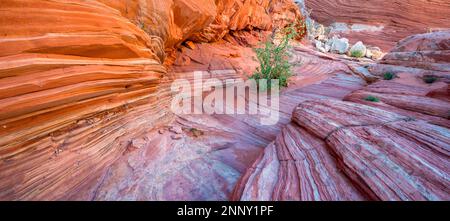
[251,20,304,90]
[364,95,380,102]
[189,128,204,137]
[293,17,307,40]
[251,38,291,89]
[423,75,437,84]
[351,50,364,58]
[383,72,396,80]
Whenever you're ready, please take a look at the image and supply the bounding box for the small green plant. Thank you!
[423,75,437,84]
[383,72,396,80]
[351,50,364,58]
[364,95,380,102]
[250,26,297,89]
[189,128,204,138]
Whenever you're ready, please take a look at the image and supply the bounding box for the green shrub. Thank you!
[250,21,304,89]
[423,75,437,84]
[293,17,307,40]
[189,128,204,137]
[383,72,396,80]
[351,50,364,58]
[364,95,380,102]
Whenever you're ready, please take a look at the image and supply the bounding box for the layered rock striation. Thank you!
[232,31,450,201]
[1,0,448,202]
[303,0,450,50]
[0,0,173,200]
[0,0,302,200]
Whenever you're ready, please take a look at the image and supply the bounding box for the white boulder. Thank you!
[349,41,367,57]
[365,49,373,58]
[315,40,329,53]
[329,36,349,54]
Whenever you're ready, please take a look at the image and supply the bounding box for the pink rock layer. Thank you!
[67,41,369,201]
[232,31,450,201]
[233,99,449,201]
[305,0,450,51]
[0,0,302,200]
[1,0,448,201]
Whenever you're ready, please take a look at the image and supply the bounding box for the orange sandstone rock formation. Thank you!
[0,0,172,200]
[0,0,302,200]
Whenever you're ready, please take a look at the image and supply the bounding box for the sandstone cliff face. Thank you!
[190,0,304,42]
[233,100,449,201]
[304,0,450,50]
[0,0,301,200]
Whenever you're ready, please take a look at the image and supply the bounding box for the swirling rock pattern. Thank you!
[190,0,304,42]
[0,0,302,200]
[232,31,450,201]
[233,99,450,201]
[381,30,450,72]
[304,0,450,50]
[1,0,448,201]
[0,0,174,200]
[69,48,368,201]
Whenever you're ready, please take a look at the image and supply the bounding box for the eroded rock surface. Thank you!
[0,0,174,200]
[381,31,450,73]
[233,99,449,201]
[0,0,448,201]
[232,31,450,201]
[0,0,302,200]
[304,0,450,50]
